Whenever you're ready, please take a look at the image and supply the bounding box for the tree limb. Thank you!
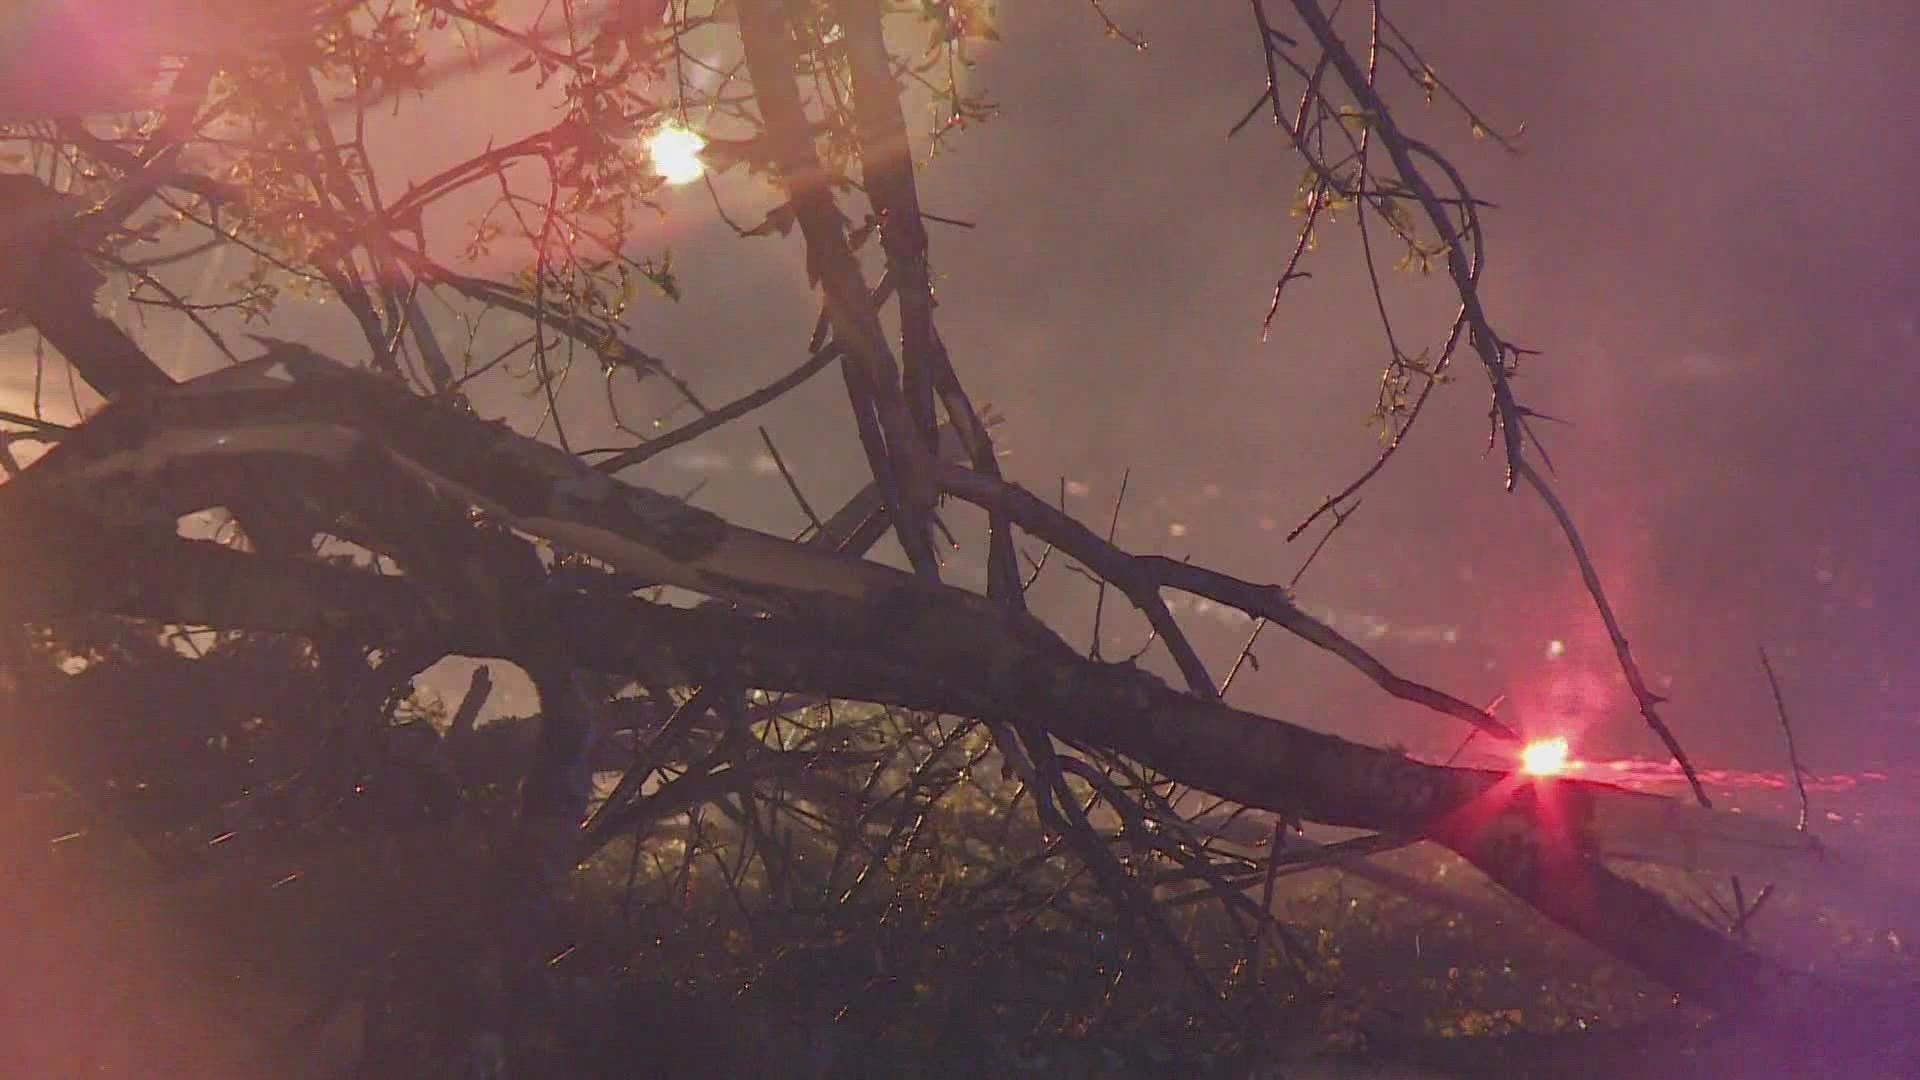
[735,0,942,580]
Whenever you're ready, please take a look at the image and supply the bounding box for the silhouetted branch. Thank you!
[1279,0,1708,803]
[941,465,1513,739]
[587,273,896,475]
[1519,458,1709,806]
[736,0,941,580]
[1759,646,1812,832]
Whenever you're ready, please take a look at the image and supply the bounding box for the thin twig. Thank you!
[1020,479,1065,591]
[1759,645,1812,832]
[1089,469,1129,663]
[1518,459,1708,805]
[1087,0,1149,49]
[1220,619,1266,697]
[1289,497,1358,590]
[1229,499,1360,696]
[1730,875,1749,941]
[757,426,827,539]
[589,274,897,474]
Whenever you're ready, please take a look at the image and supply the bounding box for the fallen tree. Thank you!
[0,345,1845,1010]
[2,0,1906,1070]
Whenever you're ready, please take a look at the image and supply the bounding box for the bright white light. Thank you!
[647,125,707,185]
[1521,737,1570,777]
[1545,639,1566,659]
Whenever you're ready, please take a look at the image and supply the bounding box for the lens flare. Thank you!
[1520,736,1570,777]
[647,125,706,185]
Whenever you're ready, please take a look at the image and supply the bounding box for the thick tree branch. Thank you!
[547,593,1810,1012]
[0,175,172,399]
[735,0,941,580]
[0,495,431,638]
[835,0,1026,605]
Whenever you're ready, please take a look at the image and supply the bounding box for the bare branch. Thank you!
[942,465,1513,740]
[736,0,941,580]
[1759,646,1813,832]
[1278,0,1708,801]
[1519,458,1709,805]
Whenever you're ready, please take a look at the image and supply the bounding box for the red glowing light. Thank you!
[1520,737,1571,776]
